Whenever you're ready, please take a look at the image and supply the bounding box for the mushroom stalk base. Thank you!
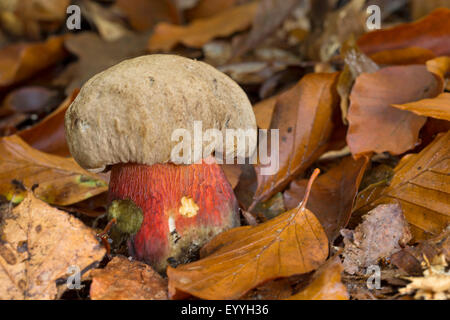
[108,160,240,273]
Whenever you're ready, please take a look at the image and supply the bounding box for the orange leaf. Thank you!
[370,47,436,66]
[187,0,239,20]
[167,169,328,300]
[0,135,107,206]
[284,156,369,242]
[426,56,450,92]
[18,89,79,157]
[357,8,450,57]
[253,94,278,130]
[347,65,441,156]
[353,131,450,241]
[287,256,349,300]
[0,35,67,88]
[253,72,339,203]
[392,93,450,121]
[148,2,258,52]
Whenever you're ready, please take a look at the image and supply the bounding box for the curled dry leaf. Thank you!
[148,2,258,52]
[342,203,412,275]
[284,156,369,242]
[0,135,107,206]
[0,193,105,299]
[167,169,328,300]
[369,47,436,66]
[353,131,450,241]
[0,35,67,88]
[287,256,349,300]
[357,8,450,56]
[90,256,168,300]
[426,56,450,92]
[253,72,339,204]
[347,65,441,156]
[18,89,79,157]
[392,93,450,122]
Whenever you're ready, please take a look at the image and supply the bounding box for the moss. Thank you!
[107,199,143,235]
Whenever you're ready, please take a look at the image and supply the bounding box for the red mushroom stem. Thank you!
[108,157,239,273]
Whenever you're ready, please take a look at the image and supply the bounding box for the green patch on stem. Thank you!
[107,199,143,235]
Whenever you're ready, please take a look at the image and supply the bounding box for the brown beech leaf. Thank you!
[369,47,436,66]
[426,56,450,92]
[347,65,441,156]
[342,203,412,274]
[357,8,450,57]
[116,0,180,32]
[284,156,369,242]
[0,35,67,88]
[18,89,79,157]
[187,0,240,20]
[167,169,329,300]
[253,94,278,130]
[287,256,349,300]
[353,131,450,241]
[0,86,60,117]
[0,193,105,299]
[253,72,339,204]
[0,135,107,206]
[392,93,450,122]
[90,256,168,300]
[148,2,258,52]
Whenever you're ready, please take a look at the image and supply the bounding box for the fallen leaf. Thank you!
[357,8,450,57]
[284,156,369,242]
[18,89,79,157]
[148,2,258,52]
[0,35,67,88]
[347,65,441,156]
[253,72,339,204]
[287,256,349,300]
[0,193,105,299]
[116,0,180,32]
[221,164,242,189]
[167,169,328,300]
[232,0,302,58]
[411,0,450,19]
[369,47,436,66]
[90,256,168,300]
[426,56,450,92]
[392,93,450,121]
[0,135,108,206]
[56,32,148,94]
[342,203,412,274]
[187,0,240,20]
[252,94,278,129]
[0,86,60,117]
[353,131,450,240]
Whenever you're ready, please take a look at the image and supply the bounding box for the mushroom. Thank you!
[65,54,257,273]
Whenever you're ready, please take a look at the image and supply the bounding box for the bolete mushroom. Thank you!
[65,54,257,273]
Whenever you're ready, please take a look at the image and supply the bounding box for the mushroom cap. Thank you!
[65,54,257,171]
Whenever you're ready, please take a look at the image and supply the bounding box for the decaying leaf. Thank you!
[392,93,450,122]
[369,47,436,66]
[18,89,79,157]
[347,65,441,156]
[0,193,105,299]
[90,256,168,300]
[253,72,339,204]
[284,156,369,242]
[399,254,450,300]
[148,2,258,52]
[357,8,450,56]
[167,169,328,300]
[252,94,278,130]
[426,56,450,92]
[342,203,412,275]
[0,35,67,88]
[287,256,349,300]
[353,131,450,240]
[0,135,107,206]
[186,0,240,20]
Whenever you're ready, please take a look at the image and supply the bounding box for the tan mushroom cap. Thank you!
[65,54,257,171]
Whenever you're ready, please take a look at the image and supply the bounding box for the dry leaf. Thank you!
[0,135,107,206]
[252,94,278,130]
[426,56,450,92]
[284,156,369,242]
[253,72,339,204]
[0,86,60,117]
[0,193,105,299]
[357,8,450,57]
[411,0,450,20]
[167,169,328,300]
[353,131,450,240]
[0,35,67,88]
[347,65,441,156]
[369,47,436,66]
[18,89,79,157]
[187,0,240,20]
[148,2,258,52]
[392,93,450,122]
[342,203,412,274]
[90,256,168,300]
[287,256,349,300]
